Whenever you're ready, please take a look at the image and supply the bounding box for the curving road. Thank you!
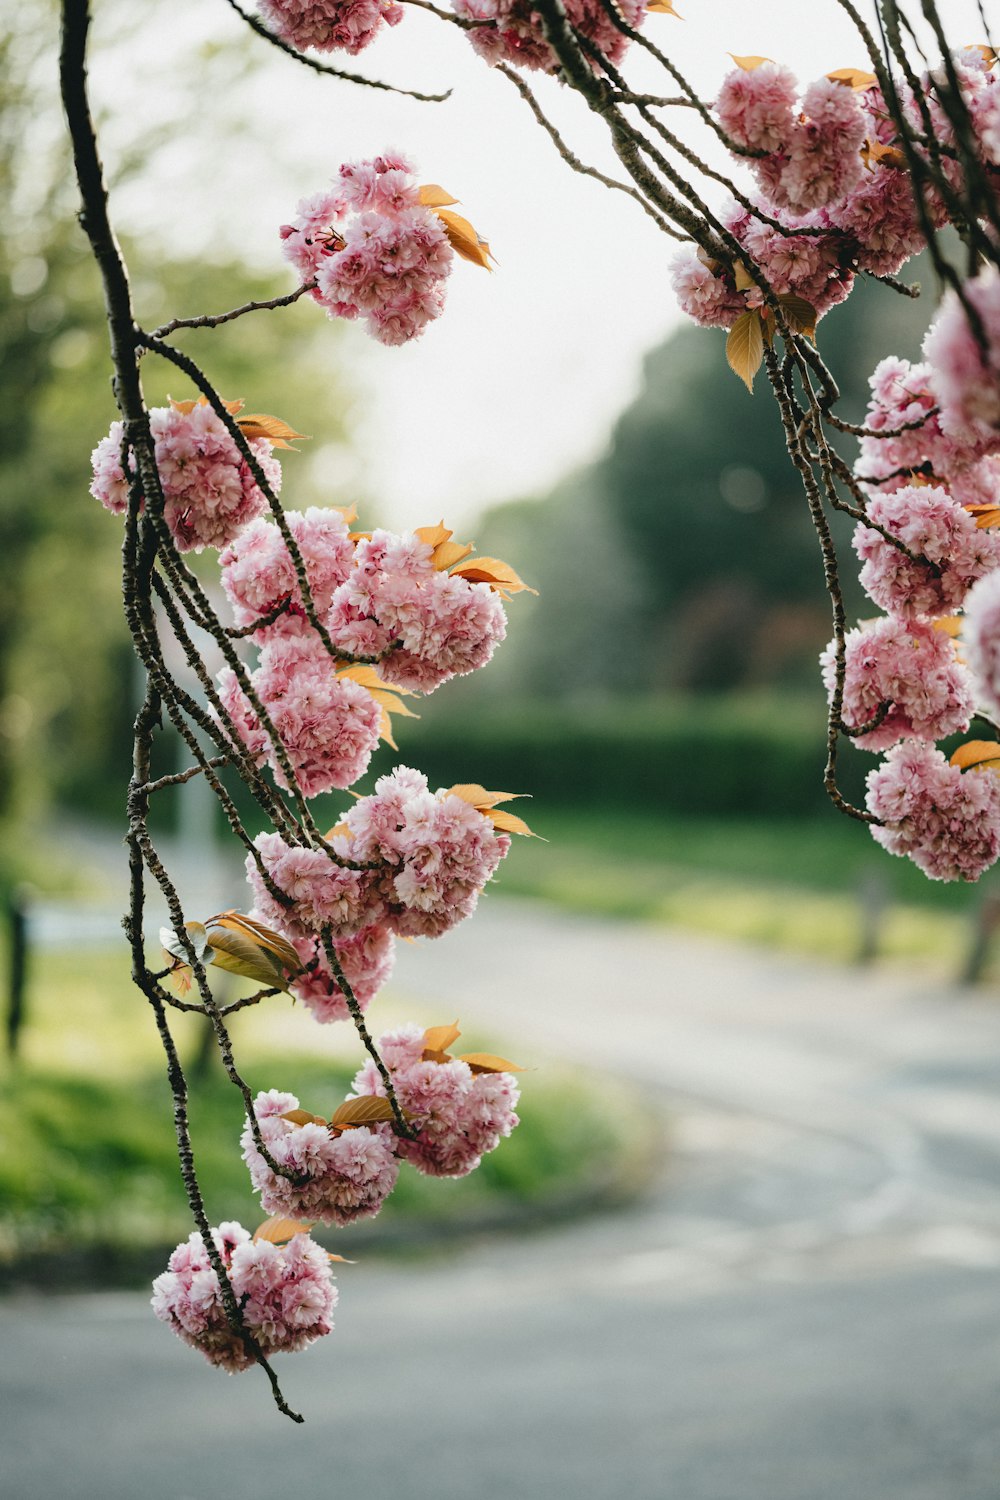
[4,900,1000,1499]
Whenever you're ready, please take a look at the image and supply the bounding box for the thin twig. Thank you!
[224,0,452,100]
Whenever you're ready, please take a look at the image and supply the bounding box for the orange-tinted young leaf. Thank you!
[449,557,537,597]
[728,54,772,71]
[441,784,536,836]
[419,183,460,208]
[325,821,352,843]
[377,704,400,752]
[486,807,538,838]
[348,530,373,543]
[414,521,452,549]
[932,616,963,638]
[209,911,301,974]
[432,539,477,571]
[435,208,494,270]
[423,1021,462,1054]
[201,926,290,990]
[826,67,878,89]
[647,0,680,13]
[328,1252,356,1264]
[445,784,522,809]
[336,664,418,749]
[777,294,818,340]
[863,138,907,170]
[969,44,998,66]
[968,504,1000,529]
[950,740,1000,773]
[167,964,194,996]
[330,1096,397,1128]
[726,311,764,393]
[169,395,244,416]
[733,261,755,292]
[457,1052,527,1074]
[280,1108,328,1127]
[333,503,359,526]
[253,1216,314,1244]
[236,413,310,450]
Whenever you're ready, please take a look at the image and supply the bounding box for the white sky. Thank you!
[93,0,993,530]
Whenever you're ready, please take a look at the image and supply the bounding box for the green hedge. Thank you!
[192,693,883,838]
[396,694,869,818]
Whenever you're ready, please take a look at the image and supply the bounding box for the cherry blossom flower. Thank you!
[352,1023,520,1177]
[241,1089,399,1224]
[963,569,1000,723]
[90,402,281,552]
[866,740,1000,881]
[853,484,1000,617]
[821,615,974,751]
[259,0,404,55]
[247,832,385,940]
[281,156,455,345]
[151,1221,337,1371]
[453,0,648,76]
[286,922,396,1023]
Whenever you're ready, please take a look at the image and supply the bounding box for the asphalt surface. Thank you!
[5,899,1000,1498]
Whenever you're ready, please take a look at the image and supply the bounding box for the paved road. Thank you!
[5,900,1000,1498]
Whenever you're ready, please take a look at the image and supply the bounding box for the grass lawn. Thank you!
[0,946,657,1281]
[495,807,996,977]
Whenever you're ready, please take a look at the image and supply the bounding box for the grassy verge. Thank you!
[495,808,993,976]
[0,948,658,1285]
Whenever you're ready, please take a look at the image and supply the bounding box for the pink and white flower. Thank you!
[352,1023,520,1177]
[241,1089,399,1225]
[151,1221,337,1371]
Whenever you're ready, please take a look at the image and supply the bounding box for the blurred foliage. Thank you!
[398,690,852,814]
[474,261,937,699]
[0,1,953,864]
[0,5,362,836]
[0,932,656,1276]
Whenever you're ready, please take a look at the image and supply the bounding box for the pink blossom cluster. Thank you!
[866,741,1000,882]
[852,356,1000,515]
[241,1089,399,1225]
[352,1023,520,1176]
[286,922,396,1023]
[247,771,511,941]
[933,47,1000,172]
[963,570,1000,724]
[717,68,866,213]
[327,530,508,692]
[90,405,281,552]
[259,0,403,55]
[247,831,384,940]
[151,1221,336,1371]
[924,267,1000,445]
[330,766,512,938]
[280,155,454,345]
[853,484,1000,619]
[853,357,954,490]
[452,0,647,75]
[221,516,510,700]
[674,57,1000,335]
[845,338,1000,880]
[219,509,355,635]
[671,197,855,330]
[821,616,973,752]
[217,629,382,796]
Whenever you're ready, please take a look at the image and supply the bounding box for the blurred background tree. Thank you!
[0,5,361,836]
[1,2,976,957]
